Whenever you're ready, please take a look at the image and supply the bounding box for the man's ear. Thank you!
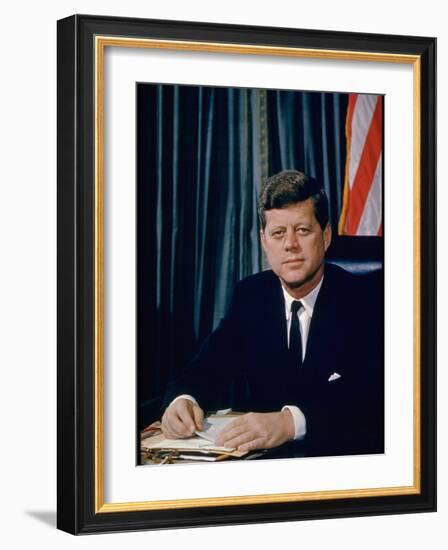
[260,229,267,253]
[324,223,332,252]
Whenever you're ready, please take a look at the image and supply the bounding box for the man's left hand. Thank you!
[214,410,295,451]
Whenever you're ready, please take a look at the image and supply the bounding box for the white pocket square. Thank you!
[328,372,341,382]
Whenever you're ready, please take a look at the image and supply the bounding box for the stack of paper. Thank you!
[141,412,248,460]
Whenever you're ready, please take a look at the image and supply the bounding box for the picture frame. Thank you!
[57,14,436,534]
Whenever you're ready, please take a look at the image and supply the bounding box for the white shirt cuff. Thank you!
[170,394,199,407]
[282,405,307,440]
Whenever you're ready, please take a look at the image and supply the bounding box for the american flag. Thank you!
[338,94,383,236]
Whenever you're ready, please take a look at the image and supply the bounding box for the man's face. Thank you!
[260,198,331,296]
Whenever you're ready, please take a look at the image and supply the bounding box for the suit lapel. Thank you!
[304,264,340,373]
[255,273,288,354]
[264,277,288,353]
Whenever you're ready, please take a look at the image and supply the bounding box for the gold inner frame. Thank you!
[94,36,421,513]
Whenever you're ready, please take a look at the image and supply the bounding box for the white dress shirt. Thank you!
[171,276,324,442]
[281,276,324,439]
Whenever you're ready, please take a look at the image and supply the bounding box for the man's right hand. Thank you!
[161,398,204,439]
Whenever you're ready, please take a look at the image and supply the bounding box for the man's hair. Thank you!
[258,169,329,230]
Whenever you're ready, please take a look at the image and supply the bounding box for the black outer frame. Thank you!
[57,14,436,535]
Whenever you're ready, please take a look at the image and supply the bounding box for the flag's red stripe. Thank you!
[339,94,358,234]
[346,97,383,234]
[346,94,357,136]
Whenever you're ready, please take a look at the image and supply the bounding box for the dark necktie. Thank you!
[289,300,303,366]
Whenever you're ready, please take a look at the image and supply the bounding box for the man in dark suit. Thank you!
[160,170,384,457]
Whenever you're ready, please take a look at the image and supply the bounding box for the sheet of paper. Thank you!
[194,415,236,443]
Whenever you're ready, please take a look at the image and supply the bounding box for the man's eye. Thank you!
[272,231,284,238]
[297,228,310,235]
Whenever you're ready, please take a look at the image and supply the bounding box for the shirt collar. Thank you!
[281,275,324,319]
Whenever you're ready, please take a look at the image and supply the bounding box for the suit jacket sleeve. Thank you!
[161,282,246,413]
